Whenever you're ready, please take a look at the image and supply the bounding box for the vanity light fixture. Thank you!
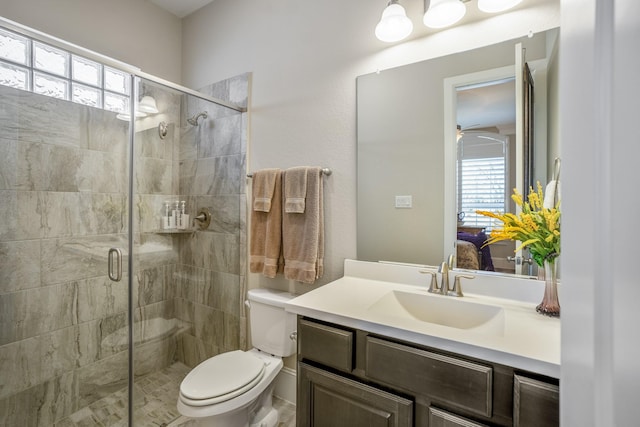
[375,0,414,43]
[477,0,523,13]
[423,0,467,28]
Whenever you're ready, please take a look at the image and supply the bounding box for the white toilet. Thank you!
[177,288,297,427]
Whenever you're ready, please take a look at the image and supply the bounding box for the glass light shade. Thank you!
[423,0,466,28]
[138,95,159,113]
[375,3,414,43]
[477,0,523,13]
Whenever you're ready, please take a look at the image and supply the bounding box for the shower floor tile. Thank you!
[55,362,296,427]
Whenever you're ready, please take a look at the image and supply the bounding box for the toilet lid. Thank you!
[180,350,266,402]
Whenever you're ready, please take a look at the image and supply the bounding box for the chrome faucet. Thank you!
[438,262,450,295]
[421,260,474,297]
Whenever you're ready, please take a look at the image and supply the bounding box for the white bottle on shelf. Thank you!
[178,201,189,229]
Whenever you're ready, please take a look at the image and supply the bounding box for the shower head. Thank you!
[187,111,208,126]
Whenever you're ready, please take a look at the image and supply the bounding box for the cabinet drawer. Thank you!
[429,407,488,427]
[365,336,493,417]
[299,318,354,372]
[513,374,559,427]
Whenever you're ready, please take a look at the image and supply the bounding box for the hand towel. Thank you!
[252,168,280,212]
[250,169,283,278]
[283,167,324,283]
[284,166,308,213]
[543,180,561,209]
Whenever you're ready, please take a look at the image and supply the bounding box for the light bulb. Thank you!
[375,2,414,43]
[477,0,523,13]
[423,0,466,29]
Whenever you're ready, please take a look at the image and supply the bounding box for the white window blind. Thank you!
[457,133,508,231]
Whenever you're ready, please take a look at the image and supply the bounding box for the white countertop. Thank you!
[285,259,561,379]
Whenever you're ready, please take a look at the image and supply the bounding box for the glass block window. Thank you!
[72,83,102,107]
[0,25,132,113]
[105,66,130,95]
[33,41,69,77]
[72,56,102,87]
[0,27,30,65]
[34,71,69,99]
[0,61,30,90]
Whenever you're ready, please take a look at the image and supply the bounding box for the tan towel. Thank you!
[283,167,324,283]
[252,168,280,212]
[250,169,283,278]
[284,166,308,213]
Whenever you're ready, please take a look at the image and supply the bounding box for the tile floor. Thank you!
[55,362,296,427]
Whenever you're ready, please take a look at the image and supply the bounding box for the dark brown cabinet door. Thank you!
[297,363,413,427]
[513,374,559,427]
[429,407,488,427]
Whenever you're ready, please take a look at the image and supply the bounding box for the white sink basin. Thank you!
[368,290,505,335]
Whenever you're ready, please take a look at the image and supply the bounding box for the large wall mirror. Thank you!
[356,28,560,277]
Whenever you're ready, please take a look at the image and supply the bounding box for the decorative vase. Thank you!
[536,258,560,317]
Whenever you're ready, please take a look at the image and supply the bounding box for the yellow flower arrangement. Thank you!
[476,182,560,267]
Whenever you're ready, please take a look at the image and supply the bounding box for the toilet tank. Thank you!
[247,289,297,357]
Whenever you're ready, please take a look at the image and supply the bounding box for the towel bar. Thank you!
[247,167,332,178]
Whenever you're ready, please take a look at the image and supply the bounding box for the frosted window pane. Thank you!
[72,56,102,87]
[72,83,102,107]
[104,66,130,94]
[0,28,30,65]
[104,92,129,113]
[0,61,30,90]
[34,71,69,100]
[34,41,69,77]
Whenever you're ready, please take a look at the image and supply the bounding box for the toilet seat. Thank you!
[180,350,266,406]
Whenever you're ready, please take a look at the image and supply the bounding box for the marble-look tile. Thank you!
[0,370,78,427]
[76,350,129,408]
[77,276,128,324]
[0,137,17,190]
[41,235,128,285]
[76,149,127,194]
[134,335,177,378]
[196,270,241,316]
[42,192,125,238]
[197,113,242,159]
[0,190,44,241]
[135,122,173,160]
[195,194,241,234]
[194,304,224,344]
[0,282,78,346]
[135,266,165,308]
[83,107,129,153]
[0,240,42,293]
[40,144,82,192]
[135,156,173,194]
[179,231,240,274]
[179,154,243,196]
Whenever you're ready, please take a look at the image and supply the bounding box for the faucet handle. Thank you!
[419,269,439,293]
[449,274,474,297]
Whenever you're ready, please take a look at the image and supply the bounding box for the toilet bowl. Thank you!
[177,289,297,427]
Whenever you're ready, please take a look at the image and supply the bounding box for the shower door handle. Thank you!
[108,248,123,282]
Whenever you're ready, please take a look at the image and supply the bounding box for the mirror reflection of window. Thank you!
[457,132,509,231]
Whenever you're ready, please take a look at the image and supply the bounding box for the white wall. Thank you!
[0,0,182,82]
[560,0,640,425]
[182,0,560,296]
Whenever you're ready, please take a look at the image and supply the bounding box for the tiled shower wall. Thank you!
[0,72,248,425]
[172,73,249,368]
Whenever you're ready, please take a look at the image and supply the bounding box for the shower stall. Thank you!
[0,19,249,426]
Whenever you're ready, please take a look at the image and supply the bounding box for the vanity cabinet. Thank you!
[296,317,559,427]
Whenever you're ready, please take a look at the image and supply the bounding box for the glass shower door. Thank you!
[0,50,133,425]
